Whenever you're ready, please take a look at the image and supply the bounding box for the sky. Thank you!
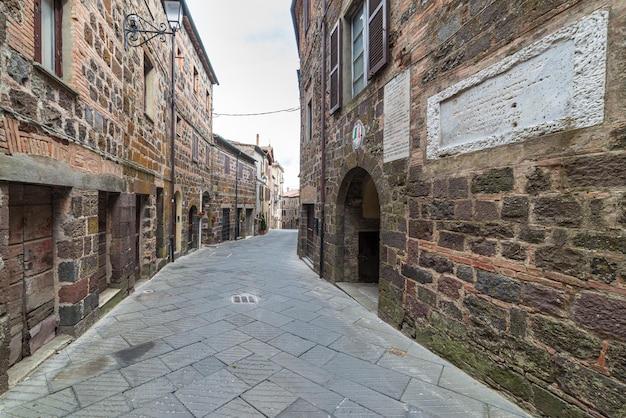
[185,0,302,191]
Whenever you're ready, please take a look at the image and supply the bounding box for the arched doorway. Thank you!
[339,168,380,282]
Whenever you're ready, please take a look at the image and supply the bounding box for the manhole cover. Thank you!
[231,294,258,304]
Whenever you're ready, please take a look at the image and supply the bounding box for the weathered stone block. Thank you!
[523,283,566,318]
[439,300,462,320]
[406,181,431,197]
[534,246,585,278]
[471,168,514,194]
[525,168,550,195]
[59,303,83,326]
[401,264,433,284]
[534,196,582,227]
[510,308,527,337]
[456,265,474,282]
[501,242,526,260]
[382,231,405,250]
[520,226,545,243]
[59,279,88,304]
[419,252,453,273]
[438,276,462,299]
[606,341,626,383]
[448,177,468,198]
[405,295,429,320]
[572,232,626,254]
[455,200,472,220]
[418,286,437,306]
[571,291,626,340]
[486,365,532,401]
[564,154,626,188]
[429,200,455,219]
[382,265,405,289]
[469,238,496,256]
[464,295,507,331]
[532,385,587,418]
[556,357,626,417]
[475,270,521,303]
[58,261,79,283]
[482,222,515,239]
[501,196,529,221]
[408,220,433,240]
[474,200,498,221]
[532,315,601,360]
[57,239,84,259]
[438,231,464,251]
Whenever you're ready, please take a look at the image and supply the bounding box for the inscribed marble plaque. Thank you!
[384,69,411,162]
[427,10,608,159]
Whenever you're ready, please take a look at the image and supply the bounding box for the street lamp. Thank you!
[123,0,182,262]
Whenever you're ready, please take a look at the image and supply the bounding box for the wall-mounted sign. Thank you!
[352,120,364,150]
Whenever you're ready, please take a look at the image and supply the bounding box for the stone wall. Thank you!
[294,0,626,416]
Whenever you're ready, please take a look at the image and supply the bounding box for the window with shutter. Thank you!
[367,0,388,77]
[192,134,199,163]
[329,20,341,114]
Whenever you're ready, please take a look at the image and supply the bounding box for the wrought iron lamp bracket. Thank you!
[124,13,176,49]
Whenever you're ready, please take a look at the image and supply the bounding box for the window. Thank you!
[206,90,211,115]
[205,144,210,167]
[35,0,63,77]
[192,133,198,163]
[144,55,156,120]
[193,66,199,97]
[329,0,388,113]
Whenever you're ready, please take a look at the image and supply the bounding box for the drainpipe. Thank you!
[235,150,241,239]
[170,30,177,262]
[319,0,327,278]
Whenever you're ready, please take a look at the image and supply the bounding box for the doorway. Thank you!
[358,231,380,283]
[222,208,231,241]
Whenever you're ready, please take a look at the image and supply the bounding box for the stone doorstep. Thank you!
[98,287,122,309]
[7,335,73,388]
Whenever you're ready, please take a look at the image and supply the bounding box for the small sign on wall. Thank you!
[352,120,364,150]
[383,69,411,163]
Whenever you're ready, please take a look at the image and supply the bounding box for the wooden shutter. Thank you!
[367,0,388,78]
[329,20,341,114]
[54,0,63,77]
[34,0,42,64]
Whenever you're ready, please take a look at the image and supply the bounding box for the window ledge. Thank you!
[33,63,79,97]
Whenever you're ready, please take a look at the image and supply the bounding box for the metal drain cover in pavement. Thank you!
[231,294,258,304]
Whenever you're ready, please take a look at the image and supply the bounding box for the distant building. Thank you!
[271,163,285,229]
[282,189,300,229]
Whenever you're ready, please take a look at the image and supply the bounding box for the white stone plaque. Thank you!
[427,10,608,159]
[384,69,411,162]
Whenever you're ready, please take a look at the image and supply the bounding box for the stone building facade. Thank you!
[0,0,217,393]
[282,189,300,229]
[292,0,626,416]
[208,135,257,242]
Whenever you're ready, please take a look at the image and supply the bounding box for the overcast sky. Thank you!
[185,0,301,191]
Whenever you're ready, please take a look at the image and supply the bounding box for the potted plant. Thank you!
[259,217,267,235]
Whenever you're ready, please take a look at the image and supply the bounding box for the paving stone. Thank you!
[401,378,489,417]
[72,370,130,407]
[3,387,79,417]
[276,398,330,417]
[230,354,283,385]
[281,320,341,346]
[112,339,174,367]
[323,353,411,399]
[123,376,177,408]
[376,351,444,385]
[334,398,384,417]
[47,355,121,392]
[163,315,209,332]
[122,393,192,417]
[300,344,337,366]
[174,369,250,416]
[241,380,298,417]
[192,319,238,338]
[191,356,226,376]
[224,313,257,326]
[205,329,252,351]
[215,345,254,365]
[120,357,172,387]
[240,338,283,359]
[159,341,215,370]
[0,374,51,410]
[330,335,387,363]
[141,309,186,327]
[324,378,410,417]
[166,366,206,390]
[248,307,295,327]
[65,394,132,417]
[211,397,266,417]
[95,318,148,339]
[121,325,175,346]
[240,320,285,341]
[271,352,335,385]
[281,306,322,322]
[270,369,344,413]
[268,332,316,356]
[162,330,205,349]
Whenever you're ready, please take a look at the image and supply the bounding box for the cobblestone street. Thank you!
[0,230,531,417]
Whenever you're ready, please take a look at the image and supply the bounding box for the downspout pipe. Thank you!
[235,150,241,239]
[170,31,177,262]
[319,0,327,278]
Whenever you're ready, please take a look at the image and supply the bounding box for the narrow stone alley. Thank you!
[0,231,531,417]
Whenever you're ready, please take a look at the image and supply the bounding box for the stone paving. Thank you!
[0,230,533,417]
